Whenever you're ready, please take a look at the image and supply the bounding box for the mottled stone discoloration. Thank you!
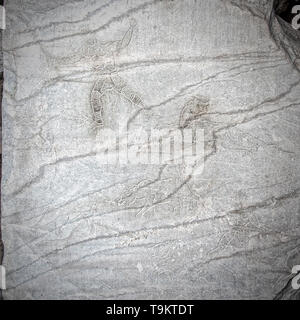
[1,0,300,300]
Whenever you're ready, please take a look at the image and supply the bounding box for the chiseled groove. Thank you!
[127,58,288,128]
[116,50,282,71]
[18,0,118,35]
[6,186,300,278]
[221,0,266,20]
[229,187,300,214]
[191,239,300,270]
[5,51,282,105]
[6,0,162,52]
[7,239,178,291]
[5,169,165,253]
[206,78,300,117]
[3,69,94,105]
[7,0,86,16]
[6,166,300,263]
[204,101,300,164]
[3,167,168,254]
[8,178,129,220]
[147,59,286,110]
[3,166,164,222]
[6,151,97,199]
[8,234,300,291]
[4,68,298,212]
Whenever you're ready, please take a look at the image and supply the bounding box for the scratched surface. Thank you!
[2,0,300,299]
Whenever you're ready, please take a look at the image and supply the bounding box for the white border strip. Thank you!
[0,5,5,30]
[0,265,6,290]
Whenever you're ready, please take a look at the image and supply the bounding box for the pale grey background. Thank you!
[1,0,300,299]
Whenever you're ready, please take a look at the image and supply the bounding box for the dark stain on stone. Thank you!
[179,96,209,129]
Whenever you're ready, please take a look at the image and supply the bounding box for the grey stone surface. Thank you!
[1,0,300,299]
[0,28,3,301]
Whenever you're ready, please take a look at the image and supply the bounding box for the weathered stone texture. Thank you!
[2,0,300,299]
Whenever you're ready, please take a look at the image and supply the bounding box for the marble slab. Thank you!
[2,0,300,299]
